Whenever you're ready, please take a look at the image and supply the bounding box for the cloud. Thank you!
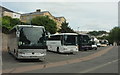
[2,2,118,31]
[2,0,119,2]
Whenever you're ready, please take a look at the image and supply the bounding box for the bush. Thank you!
[31,16,57,34]
[1,16,22,34]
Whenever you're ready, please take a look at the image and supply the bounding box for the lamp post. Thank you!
[78,26,79,33]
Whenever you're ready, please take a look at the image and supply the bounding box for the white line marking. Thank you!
[79,59,119,73]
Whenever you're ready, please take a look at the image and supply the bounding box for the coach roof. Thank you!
[52,33,78,36]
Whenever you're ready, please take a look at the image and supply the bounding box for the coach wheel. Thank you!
[95,48,97,50]
[7,47,11,54]
[57,47,60,53]
[84,49,87,51]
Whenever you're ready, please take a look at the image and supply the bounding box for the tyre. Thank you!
[95,48,97,50]
[7,47,11,54]
[57,47,60,53]
[84,48,88,51]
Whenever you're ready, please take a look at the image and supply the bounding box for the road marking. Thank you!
[3,46,114,73]
[80,59,119,73]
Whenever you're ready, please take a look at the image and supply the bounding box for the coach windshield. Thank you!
[63,35,77,45]
[18,27,46,49]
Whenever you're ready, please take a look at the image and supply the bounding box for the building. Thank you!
[0,6,2,18]
[55,17,66,29]
[0,6,21,19]
[20,9,66,30]
[20,9,54,23]
[96,33,109,38]
[76,31,89,34]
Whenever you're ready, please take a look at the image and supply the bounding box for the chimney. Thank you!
[36,9,41,12]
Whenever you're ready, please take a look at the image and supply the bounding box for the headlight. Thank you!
[76,46,78,49]
[18,52,25,54]
[18,42,25,45]
[18,42,22,45]
[63,47,67,50]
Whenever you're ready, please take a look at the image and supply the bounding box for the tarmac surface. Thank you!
[2,46,119,73]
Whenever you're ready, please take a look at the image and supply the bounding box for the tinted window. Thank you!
[63,35,77,45]
[18,27,46,49]
[78,35,91,45]
[48,35,61,40]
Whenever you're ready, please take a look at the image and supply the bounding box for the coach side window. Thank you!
[48,35,61,40]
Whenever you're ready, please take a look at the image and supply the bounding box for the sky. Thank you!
[1,2,118,32]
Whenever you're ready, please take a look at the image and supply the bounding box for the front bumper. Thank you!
[17,54,46,60]
[60,49,78,53]
[80,46,93,50]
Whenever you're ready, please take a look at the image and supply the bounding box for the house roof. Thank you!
[55,16,66,21]
[0,6,14,12]
[0,6,20,14]
[56,16,66,19]
[21,11,51,16]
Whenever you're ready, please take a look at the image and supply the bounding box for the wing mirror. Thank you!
[46,31,51,38]
[16,31,20,37]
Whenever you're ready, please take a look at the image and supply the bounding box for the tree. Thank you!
[58,22,75,33]
[31,16,57,34]
[107,27,120,45]
[87,31,107,36]
[11,18,21,26]
[87,31,98,36]
[1,16,22,33]
[2,16,11,29]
